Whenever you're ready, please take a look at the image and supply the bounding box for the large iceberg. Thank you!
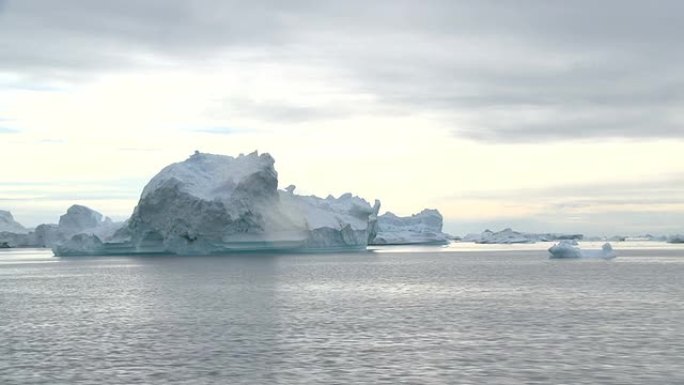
[462,228,583,244]
[548,241,616,259]
[54,151,380,256]
[370,209,450,245]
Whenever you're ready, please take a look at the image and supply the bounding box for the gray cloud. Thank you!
[1,0,683,140]
[206,97,353,124]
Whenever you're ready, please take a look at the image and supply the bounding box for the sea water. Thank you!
[1,243,683,384]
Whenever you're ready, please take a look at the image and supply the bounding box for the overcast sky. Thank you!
[1,0,683,236]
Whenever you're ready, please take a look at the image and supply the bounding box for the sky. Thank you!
[1,0,683,236]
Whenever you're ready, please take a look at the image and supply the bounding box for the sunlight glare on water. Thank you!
[1,244,683,384]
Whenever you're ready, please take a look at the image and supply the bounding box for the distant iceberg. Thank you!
[548,241,616,259]
[370,209,450,245]
[0,206,121,248]
[463,228,583,244]
[0,210,28,234]
[33,205,121,248]
[54,151,380,256]
[667,235,684,244]
[0,210,29,248]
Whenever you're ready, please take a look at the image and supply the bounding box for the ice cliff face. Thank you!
[0,210,27,234]
[668,234,684,244]
[370,209,450,245]
[55,151,380,256]
[115,151,298,255]
[548,241,616,259]
[280,188,381,249]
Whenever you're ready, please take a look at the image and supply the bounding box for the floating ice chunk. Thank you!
[548,241,616,259]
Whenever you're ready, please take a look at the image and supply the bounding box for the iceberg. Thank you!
[370,209,450,245]
[0,231,30,248]
[28,224,64,248]
[548,240,616,259]
[625,234,667,242]
[0,210,31,248]
[279,187,381,249]
[463,228,583,244]
[667,234,684,244]
[1,206,121,248]
[54,151,380,256]
[54,233,105,256]
[6,205,122,248]
[0,210,27,234]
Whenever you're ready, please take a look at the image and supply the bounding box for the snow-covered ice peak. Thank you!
[58,204,107,234]
[0,210,28,234]
[141,151,277,202]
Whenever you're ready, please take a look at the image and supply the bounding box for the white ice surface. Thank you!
[371,209,449,245]
[55,151,380,255]
[0,210,27,234]
[548,241,617,259]
[463,228,583,244]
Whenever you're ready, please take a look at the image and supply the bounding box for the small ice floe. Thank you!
[548,240,616,259]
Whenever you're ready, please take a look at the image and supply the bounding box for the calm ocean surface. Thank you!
[1,243,683,384]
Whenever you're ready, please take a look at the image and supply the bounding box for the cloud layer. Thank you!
[2,0,683,140]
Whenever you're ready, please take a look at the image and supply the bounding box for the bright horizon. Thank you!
[2,1,684,236]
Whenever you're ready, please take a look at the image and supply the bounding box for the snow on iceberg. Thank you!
[54,151,380,256]
[370,209,450,245]
[0,210,27,234]
[548,240,616,259]
[279,187,381,249]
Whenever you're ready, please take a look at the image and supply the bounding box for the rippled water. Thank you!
[1,244,683,384]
